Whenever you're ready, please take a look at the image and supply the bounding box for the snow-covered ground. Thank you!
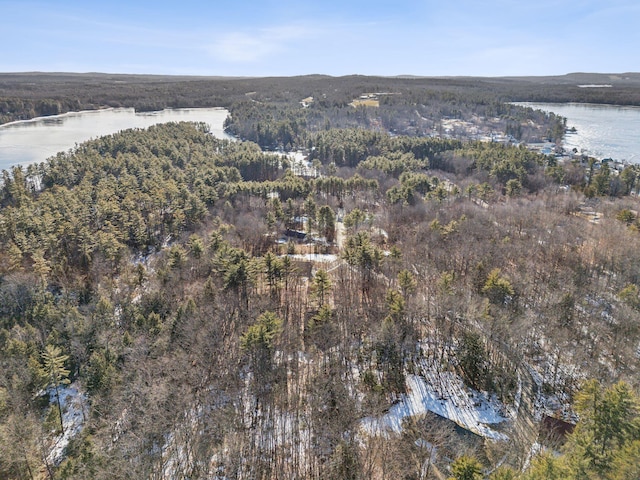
[286,151,318,177]
[361,372,509,441]
[287,253,338,263]
[47,384,89,465]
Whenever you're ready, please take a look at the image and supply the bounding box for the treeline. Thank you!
[309,129,463,168]
[0,98,85,124]
[1,72,575,146]
[505,83,640,106]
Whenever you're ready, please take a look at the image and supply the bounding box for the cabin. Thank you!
[284,229,307,241]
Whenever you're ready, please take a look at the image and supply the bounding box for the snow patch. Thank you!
[286,151,318,177]
[47,384,89,465]
[287,253,338,263]
[361,373,509,441]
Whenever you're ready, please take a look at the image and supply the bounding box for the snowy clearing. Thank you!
[361,373,509,441]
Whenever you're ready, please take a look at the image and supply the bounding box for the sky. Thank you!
[2,0,639,77]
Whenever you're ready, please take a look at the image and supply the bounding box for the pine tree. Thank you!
[565,380,640,476]
[398,269,417,297]
[482,268,515,305]
[40,345,71,434]
[523,452,566,480]
[311,269,332,308]
[449,455,483,480]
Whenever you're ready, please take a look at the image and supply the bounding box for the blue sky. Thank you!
[2,0,638,77]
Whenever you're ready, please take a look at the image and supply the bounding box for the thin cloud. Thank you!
[208,25,319,63]
[2,1,637,75]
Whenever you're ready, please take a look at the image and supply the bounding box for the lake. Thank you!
[0,107,232,171]
[517,102,640,164]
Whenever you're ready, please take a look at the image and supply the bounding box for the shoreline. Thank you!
[0,107,231,170]
[515,102,640,164]
[0,106,229,129]
[515,101,640,109]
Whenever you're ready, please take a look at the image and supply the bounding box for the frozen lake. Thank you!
[517,102,640,163]
[0,107,232,171]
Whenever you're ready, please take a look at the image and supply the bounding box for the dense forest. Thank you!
[2,74,640,479]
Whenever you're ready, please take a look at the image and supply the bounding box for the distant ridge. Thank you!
[2,71,639,83]
[498,72,640,86]
[2,71,640,126]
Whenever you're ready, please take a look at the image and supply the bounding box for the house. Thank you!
[284,229,307,241]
